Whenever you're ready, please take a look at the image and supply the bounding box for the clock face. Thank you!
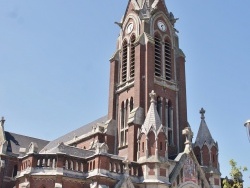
[157,20,167,32]
[127,23,134,34]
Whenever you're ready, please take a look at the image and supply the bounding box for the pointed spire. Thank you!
[141,90,163,135]
[194,108,216,149]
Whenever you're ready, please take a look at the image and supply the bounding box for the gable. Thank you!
[169,152,210,188]
[115,176,135,188]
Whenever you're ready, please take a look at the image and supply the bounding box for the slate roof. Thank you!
[5,131,49,155]
[194,110,217,149]
[141,91,163,135]
[41,115,108,152]
[44,143,95,158]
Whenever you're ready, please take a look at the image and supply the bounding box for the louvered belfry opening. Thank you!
[165,40,171,80]
[122,40,128,82]
[154,35,162,77]
[130,35,136,78]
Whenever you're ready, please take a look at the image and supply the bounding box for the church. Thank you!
[0,1,221,188]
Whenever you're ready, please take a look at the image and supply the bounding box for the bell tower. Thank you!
[108,0,187,161]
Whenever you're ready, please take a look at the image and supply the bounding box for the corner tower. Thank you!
[108,0,188,161]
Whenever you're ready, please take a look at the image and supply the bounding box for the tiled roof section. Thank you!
[5,131,49,155]
[194,117,216,149]
[44,143,95,158]
[41,115,108,151]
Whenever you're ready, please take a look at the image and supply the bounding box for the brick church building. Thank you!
[0,0,221,188]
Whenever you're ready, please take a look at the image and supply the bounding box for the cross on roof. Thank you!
[0,117,5,126]
[149,90,156,103]
[200,108,206,120]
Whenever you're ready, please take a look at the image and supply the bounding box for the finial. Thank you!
[200,108,206,120]
[0,117,5,127]
[149,90,156,103]
[182,127,193,153]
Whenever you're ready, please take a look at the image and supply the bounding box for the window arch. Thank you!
[165,100,174,145]
[164,39,172,80]
[157,96,162,120]
[130,97,134,112]
[122,40,128,82]
[130,35,136,78]
[154,34,162,77]
[120,100,129,147]
[12,165,18,177]
[93,160,95,170]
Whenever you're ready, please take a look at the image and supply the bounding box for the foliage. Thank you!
[223,159,248,188]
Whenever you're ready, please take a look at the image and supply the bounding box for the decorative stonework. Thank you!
[182,127,193,153]
[183,156,197,183]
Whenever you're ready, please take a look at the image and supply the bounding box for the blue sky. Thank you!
[0,0,249,186]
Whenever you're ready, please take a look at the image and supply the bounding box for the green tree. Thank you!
[223,159,248,188]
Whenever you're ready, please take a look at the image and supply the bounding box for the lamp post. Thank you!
[244,120,250,142]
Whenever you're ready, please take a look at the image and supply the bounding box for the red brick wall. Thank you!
[160,168,166,176]
[202,145,210,166]
[148,132,156,156]
[214,178,220,185]
[139,134,146,158]
[211,146,218,168]
[158,132,167,157]
[193,146,201,164]
[148,164,155,175]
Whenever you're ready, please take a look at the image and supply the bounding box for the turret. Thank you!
[193,108,221,188]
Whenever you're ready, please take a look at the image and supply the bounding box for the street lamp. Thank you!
[244,120,250,142]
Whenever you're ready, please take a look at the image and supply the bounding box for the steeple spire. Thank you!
[194,108,216,149]
[141,90,164,136]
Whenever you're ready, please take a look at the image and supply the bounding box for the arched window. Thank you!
[121,102,125,129]
[168,107,174,145]
[154,35,162,77]
[130,35,136,78]
[130,97,134,112]
[93,160,95,170]
[157,96,162,120]
[164,40,172,80]
[109,162,112,171]
[12,165,18,177]
[125,99,129,128]
[120,100,129,147]
[122,40,128,82]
